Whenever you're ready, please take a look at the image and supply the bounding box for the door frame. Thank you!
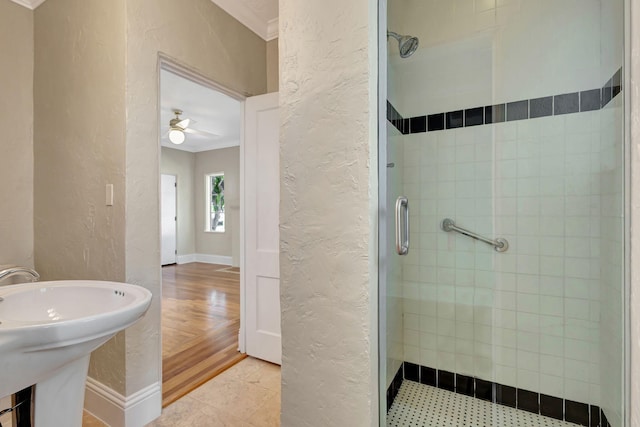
[157,55,249,360]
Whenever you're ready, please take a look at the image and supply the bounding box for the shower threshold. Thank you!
[388,380,582,427]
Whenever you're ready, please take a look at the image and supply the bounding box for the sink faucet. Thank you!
[0,265,40,283]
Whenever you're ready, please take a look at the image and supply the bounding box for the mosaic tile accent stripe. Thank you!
[386,362,613,427]
[387,67,622,135]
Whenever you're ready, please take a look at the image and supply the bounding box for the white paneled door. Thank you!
[243,92,281,365]
[161,174,177,266]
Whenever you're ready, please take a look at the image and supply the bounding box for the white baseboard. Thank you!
[177,253,233,266]
[84,378,161,427]
[195,254,233,266]
[176,253,196,264]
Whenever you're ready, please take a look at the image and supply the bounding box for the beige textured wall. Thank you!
[195,147,240,264]
[0,0,33,268]
[267,38,279,93]
[33,0,127,392]
[279,0,378,425]
[161,147,196,257]
[124,0,267,396]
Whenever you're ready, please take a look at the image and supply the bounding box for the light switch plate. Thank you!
[106,184,114,206]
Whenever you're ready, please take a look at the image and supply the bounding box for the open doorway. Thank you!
[159,64,245,406]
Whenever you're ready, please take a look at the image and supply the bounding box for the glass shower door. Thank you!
[380,0,626,426]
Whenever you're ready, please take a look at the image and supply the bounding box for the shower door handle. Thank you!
[395,196,409,255]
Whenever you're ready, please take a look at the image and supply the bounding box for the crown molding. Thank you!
[210,0,278,41]
[266,18,279,41]
[9,0,46,9]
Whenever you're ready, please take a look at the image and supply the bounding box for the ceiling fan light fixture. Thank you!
[168,129,186,144]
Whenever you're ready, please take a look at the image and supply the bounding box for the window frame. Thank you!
[205,172,225,233]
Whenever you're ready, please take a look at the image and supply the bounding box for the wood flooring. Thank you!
[161,263,245,407]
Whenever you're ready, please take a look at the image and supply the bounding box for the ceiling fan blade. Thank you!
[183,127,221,138]
[176,118,190,129]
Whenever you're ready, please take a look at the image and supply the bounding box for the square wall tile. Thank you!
[485,104,506,123]
[590,405,601,427]
[540,394,563,420]
[540,335,564,357]
[495,365,517,387]
[555,92,579,115]
[475,378,494,402]
[517,369,540,392]
[438,370,455,391]
[446,110,464,129]
[539,374,564,397]
[580,89,601,112]
[507,100,528,121]
[465,107,484,126]
[496,384,517,408]
[475,356,494,380]
[613,67,622,97]
[456,374,474,396]
[517,388,540,414]
[420,366,437,386]
[410,116,427,133]
[565,400,590,426]
[428,113,445,131]
[530,96,553,118]
[564,378,591,403]
[404,361,420,382]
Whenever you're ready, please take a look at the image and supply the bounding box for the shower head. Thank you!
[387,31,419,58]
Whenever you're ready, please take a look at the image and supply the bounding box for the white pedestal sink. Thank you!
[0,281,152,427]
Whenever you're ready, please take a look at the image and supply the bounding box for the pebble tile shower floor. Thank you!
[388,381,580,427]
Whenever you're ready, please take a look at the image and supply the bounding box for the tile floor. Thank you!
[387,381,580,427]
[83,357,281,427]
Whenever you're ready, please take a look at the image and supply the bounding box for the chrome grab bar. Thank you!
[395,196,409,255]
[441,218,509,252]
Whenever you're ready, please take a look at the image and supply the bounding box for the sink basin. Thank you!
[0,280,152,426]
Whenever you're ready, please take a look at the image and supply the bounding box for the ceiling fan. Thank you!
[167,109,220,144]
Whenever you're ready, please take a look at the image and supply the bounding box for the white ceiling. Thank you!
[10,0,279,41]
[160,69,241,153]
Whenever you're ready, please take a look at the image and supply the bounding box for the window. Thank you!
[205,173,225,232]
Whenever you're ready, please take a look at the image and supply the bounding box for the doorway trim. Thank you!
[157,54,249,377]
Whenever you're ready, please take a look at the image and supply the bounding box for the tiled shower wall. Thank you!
[400,111,605,403]
[386,0,624,420]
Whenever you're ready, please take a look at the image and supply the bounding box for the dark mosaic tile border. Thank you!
[386,364,404,412]
[387,67,622,135]
[385,362,612,427]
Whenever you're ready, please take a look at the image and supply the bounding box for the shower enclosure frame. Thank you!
[376,0,633,425]
[622,0,631,425]
[377,0,389,425]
